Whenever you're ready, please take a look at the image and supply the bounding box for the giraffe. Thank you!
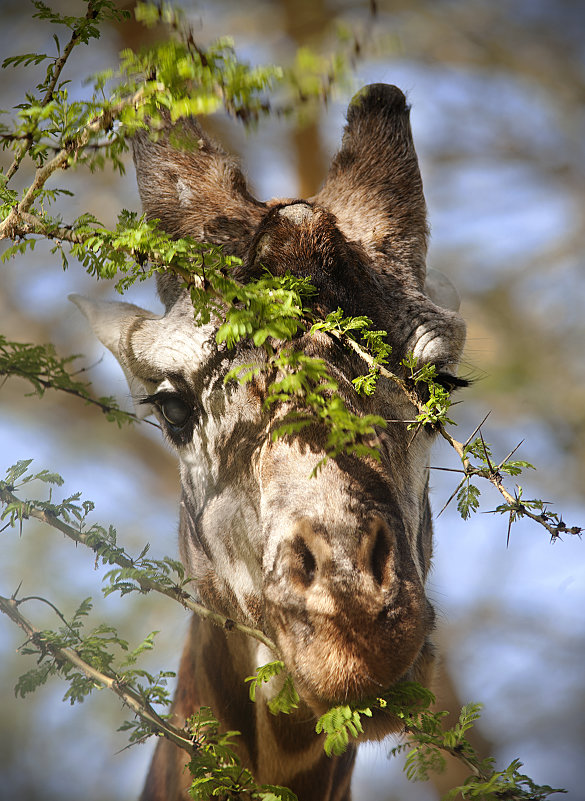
[73,84,466,801]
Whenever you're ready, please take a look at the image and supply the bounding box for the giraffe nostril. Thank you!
[291,535,317,588]
[370,521,392,587]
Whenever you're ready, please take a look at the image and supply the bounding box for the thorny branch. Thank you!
[402,719,522,801]
[341,334,582,542]
[0,593,197,755]
[0,365,158,428]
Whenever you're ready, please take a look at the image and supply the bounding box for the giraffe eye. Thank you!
[140,390,195,436]
[159,396,191,430]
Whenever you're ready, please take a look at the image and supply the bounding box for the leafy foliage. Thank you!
[0,462,189,597]
[266,674,300,716]
[11,590,172,708]
[316,704,372,757]
[216,270,315,347]
[316,681,434,757]
[311,307,392,397]
[318,686,565,800]
[402,353,455,427]
[0,335,136,425]
[187,707,298,800]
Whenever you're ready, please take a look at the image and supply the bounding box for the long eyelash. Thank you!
[139,391,176,406]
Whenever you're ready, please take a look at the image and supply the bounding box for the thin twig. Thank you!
[0,594,196,755]
[0,368,158,428]
[0,484,278,654]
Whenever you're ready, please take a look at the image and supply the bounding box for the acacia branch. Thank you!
[403,721,486,782]
[0,484,278,654]
[0,593,196,755]
[2,135,97,238]
[402,724,527,801]
[333,330,423,409]
[5,3,100,182]
[0,363,157,428]
[438,426,582,539]
[0,210,88,244]
[340,333,583,541]
[0,87,146,242]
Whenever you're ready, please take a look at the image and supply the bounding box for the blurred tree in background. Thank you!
[0,1,584,800]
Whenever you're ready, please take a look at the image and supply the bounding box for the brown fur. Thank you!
[141,616,356,801]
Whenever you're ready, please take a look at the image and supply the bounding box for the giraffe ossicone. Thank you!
[75,83,466,801]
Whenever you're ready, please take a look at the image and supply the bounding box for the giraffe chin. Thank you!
[266,576,436,738]
[290,638,436,742]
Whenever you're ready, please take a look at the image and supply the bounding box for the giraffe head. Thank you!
[75,85,466,737]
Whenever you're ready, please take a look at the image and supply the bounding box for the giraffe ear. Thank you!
[69,294,158,418]
[132,118,269,311]
[69,295,156,357]
[132,118,267,258]
[314,84,428,289]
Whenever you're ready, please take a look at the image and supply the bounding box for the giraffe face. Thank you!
[77,289,441,725]
[75,83,466,735]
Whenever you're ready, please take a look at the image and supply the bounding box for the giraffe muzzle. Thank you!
[264,516,434,713]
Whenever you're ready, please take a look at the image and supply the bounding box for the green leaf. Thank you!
[267,675,300,716]
[315,704,367,756]
[246,660,285,702]
[457,481,481,520]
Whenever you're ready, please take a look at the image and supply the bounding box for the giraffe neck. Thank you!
[141,615,356,801]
